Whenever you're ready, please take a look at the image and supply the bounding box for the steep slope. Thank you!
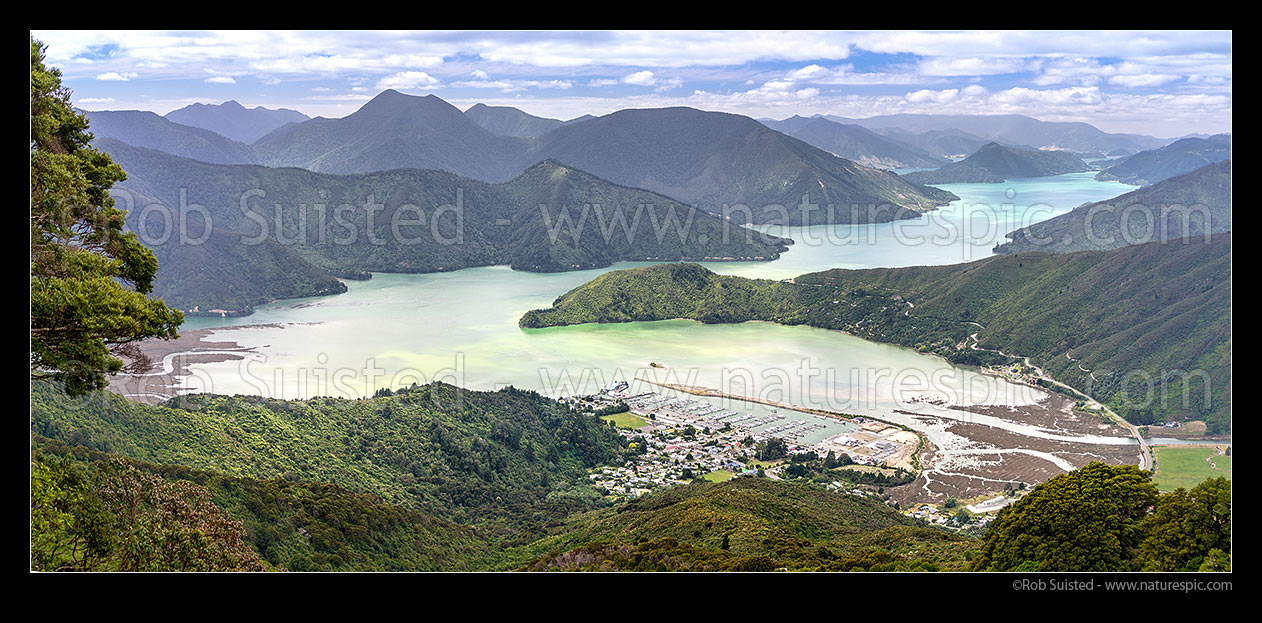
[165,100,310,144]
[497,161,792,271]
[524,106,958,224]
[34,437,490,571]
[902,142,1092,184]
[997,160,1231,254]
[84,110,257,165]
[464,103,566,137]
[522,236,1232,431]
[1095,134,1231,186]
[96,139,789,312]
[516,479,972,571]
[31,381,630,530]
[251,92,956,224]
[762,117,949,169]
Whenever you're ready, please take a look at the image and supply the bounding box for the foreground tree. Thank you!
[971,462,1159,571]
[31,455,267,571]
[1135,477,1231,571]
[30,37,183,395]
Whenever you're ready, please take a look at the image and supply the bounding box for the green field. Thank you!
[1152,445,1232,491]
[702,470,734,482]
[601,412,648,429]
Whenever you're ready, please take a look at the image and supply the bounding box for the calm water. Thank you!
[178,173,1136,430]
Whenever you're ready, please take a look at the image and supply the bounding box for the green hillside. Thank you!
[521,235,1232,431]
[997,160,1231,254]
[31,380,630,538]
[903,142,1092,184]
[1096,134,1231,186]
[515,478,973,571]
[34,438,490,571]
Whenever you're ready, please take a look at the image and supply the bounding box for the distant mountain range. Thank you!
[1095,134,1231,186]
[508,105,957,224]
[996,160,1231,255]
[878,127,1038,158]
[819,113,1169,155]
[92,90,957,225]
[83,110,257,165]
[759,116,949,169]
[164,100,310,144]
[464,103,590,138]
[252,90,521,181]
[96,138,791,313]
[901,142,1092,184]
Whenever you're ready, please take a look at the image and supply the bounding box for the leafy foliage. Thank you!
[34,438,489,571]
[1135,476,1231,571]
[31,380,630,541]
[971,462,1230,572]
[516,478,972,571]
[29,37,183,394]
[31,452,266,571]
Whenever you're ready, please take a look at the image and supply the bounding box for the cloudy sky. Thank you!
[32,30,1231,137]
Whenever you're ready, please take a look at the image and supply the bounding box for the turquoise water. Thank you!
[178,173,1137,416]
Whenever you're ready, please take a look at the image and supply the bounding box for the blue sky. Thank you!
[32,30,1231,138]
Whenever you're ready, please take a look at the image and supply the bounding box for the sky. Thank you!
[32,30,1232,138]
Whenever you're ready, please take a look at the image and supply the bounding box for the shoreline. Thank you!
[632,376,927,474]
[106,324,294,405]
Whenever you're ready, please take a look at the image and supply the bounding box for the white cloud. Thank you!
[1108,73,1181,88]
[77,97,114,103]
[655,77,684,92]
[376,71,440,90]
[95,71,137,81]
[205,76,236,84]
[623,70,657,86]
[787,64,826,80]
[906,88,959,104]
[916,57,1031,76]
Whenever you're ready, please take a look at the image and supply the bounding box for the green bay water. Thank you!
[178,173,1136,432]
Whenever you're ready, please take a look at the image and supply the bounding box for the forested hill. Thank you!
[31,381,629,532]
[521,235,1232,431]
[1095,134,1231,186]
[996,160,1231,255]
[516,478,973,571]
[902,142,1092,184]
[31,381,970,571]
[99,138,790,314]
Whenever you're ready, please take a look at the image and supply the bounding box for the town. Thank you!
[563,381,1002,531]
